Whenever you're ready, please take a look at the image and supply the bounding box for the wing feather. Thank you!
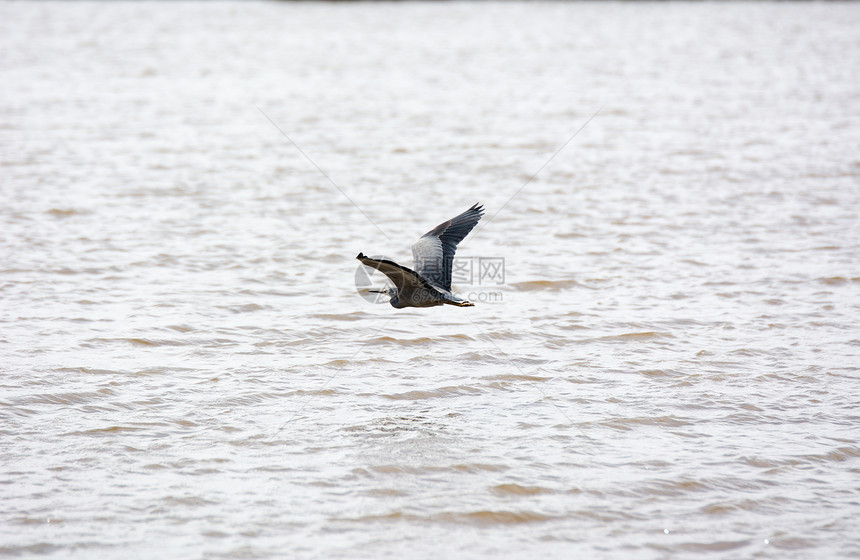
[356,253,434,296]
[411,203,483,291]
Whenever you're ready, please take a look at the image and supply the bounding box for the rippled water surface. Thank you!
[2,1,860,558]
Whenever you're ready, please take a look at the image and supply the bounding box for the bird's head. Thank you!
[368,286,401,308]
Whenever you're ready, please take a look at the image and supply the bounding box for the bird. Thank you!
[357,203,484,309]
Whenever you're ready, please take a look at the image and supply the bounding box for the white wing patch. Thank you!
[411,237,445,289]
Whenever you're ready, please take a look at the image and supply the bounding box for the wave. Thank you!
[508,279,584,292]
[381,385,484,400]
[490,483,554,496]
[341,509,557,525]
[592,331,675,342]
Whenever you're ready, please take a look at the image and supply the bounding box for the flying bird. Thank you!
[357,203,484,309]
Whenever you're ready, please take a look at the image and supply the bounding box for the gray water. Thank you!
[2,2,859,558]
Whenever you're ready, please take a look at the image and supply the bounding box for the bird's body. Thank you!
[357,203,484,309]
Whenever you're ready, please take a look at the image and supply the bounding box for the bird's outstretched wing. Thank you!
[411,203,484,291]
[356,253,435,295]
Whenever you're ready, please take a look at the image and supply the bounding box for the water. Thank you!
[2,1,859,558]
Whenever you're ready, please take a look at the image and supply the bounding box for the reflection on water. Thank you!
[2,1,859,558]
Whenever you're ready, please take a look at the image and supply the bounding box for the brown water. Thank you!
[2,2,859,558]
